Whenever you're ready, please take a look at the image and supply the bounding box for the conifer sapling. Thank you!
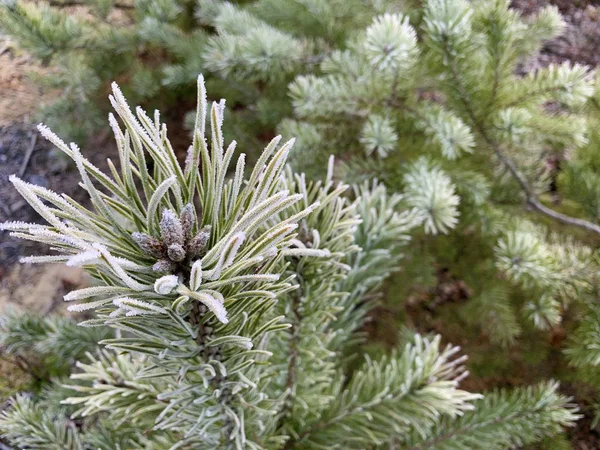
[0,75,580,449]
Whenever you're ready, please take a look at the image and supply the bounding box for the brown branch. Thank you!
[18,132,37,178]
[47,0,135,10]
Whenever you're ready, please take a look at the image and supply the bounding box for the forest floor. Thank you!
[0,33,124,314]
[1,0,600,448]
[0,38,54,127]
[0,35,87,313]
[512,0,600,68]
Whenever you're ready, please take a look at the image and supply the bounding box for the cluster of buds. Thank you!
[132,204,211,274]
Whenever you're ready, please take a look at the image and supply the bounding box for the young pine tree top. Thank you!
[0,75,498,449]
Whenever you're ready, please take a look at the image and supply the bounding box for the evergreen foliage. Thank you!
[0,76,579,449]
[2,0,600,447]
[0,311,111,383]
[404,381,580,450]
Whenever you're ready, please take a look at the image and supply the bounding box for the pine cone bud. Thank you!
[132,232,166,258]
[180,203,196,242]
[153,259,175,273]
[160,209,184,246]
[167,243,186,262]
[189,226,212,258]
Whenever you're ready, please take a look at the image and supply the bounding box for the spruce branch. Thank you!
[0,395,81,450]
[565,304,600,368]
[270,161,364,438]
[283,335,480,449]
[404,381,580,450]
[440,37,600,236]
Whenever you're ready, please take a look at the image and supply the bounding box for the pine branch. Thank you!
[194,301,237,442]
[441,40,600,236]
[283,335,480,449]
[188,299,235,440]
[404,381,580,450]
[0,76,320,447]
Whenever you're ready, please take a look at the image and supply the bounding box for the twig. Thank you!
[18,133,37,178]
[0,199,10,218]
[48,0,135,10]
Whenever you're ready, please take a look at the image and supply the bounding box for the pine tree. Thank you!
[0,76,580,449]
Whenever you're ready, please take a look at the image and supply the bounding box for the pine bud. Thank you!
[132,232,166,258]
[180,203,196,241]
[153,259,175,273]
[189,225,212,258]
[160,209,184,246]
[168,243,186,262]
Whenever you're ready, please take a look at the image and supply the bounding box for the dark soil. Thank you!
[512,0,600,68]
[0,125,63,273]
